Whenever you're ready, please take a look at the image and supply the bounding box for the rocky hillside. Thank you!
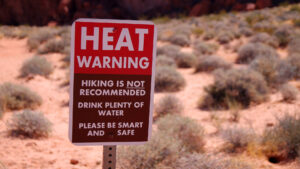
[0,0,299,25]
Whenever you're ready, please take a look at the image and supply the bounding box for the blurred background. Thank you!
[0,0,299,25]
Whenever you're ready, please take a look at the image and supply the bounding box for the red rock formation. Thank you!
[189,0,211,16]
[256,0,272,9]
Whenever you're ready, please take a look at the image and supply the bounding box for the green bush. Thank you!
[280,84,298,102]
[249,57,293,87]
[155,95,183,119]
[199,68,269,109]
[157,114,205,153]
[221,127,256,153]
[20,56,53,77]
[176,52,197,68]
[172,153,252,169]
[249,33,279,48]
[155,55,176,68]
[236,43,279,64]
[37,39,65,54]
[118,131,183,169]
[7,110,51,138]
[195,55,231,73]
[0,83,42,111]
[263,114,300,160]
[155,66,185,92]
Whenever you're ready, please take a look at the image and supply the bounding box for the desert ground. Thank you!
[1,3,300,169]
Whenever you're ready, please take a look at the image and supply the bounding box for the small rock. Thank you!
[70,159,79,165]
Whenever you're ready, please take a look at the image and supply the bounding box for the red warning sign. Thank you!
[69,19,157,145]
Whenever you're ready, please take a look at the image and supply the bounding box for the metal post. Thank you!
[102,145,116,169]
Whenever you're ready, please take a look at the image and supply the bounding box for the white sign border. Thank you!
[68,18,157,146]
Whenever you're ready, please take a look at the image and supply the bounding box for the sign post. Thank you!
[69,19,157,168]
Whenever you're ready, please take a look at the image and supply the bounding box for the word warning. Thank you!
[69,19,157,145]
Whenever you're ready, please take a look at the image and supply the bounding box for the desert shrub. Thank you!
[195,55,231,73]
[287,53,300,79]
[192,28,204,36]
[20,56,53,77]
[61,47,71,67]
[290,4,300,13]
[176,52,197,68]
[7,110,51,138]
[249,57,293,87]
[0,26,31,39]
[239,27,253,37]
[199,68,269,109]
[236,43,279,64]
[157,114,205,153]
[118,131,183,169]
[157,44,181,60]
[263,114,300,160]
[156,55,176,68]
[252,21,275,34]
[155,95,183,119]
[27,28,57,51]
[221,127,256,153]
[37,38,65,54]
[157,29,174,41]
[203,31,215,40]
[152,16,171,24]
[155,66,185,92]
[172,153,252,169]
[245,12,266,26]
[273,25,294,47]
[280,84,298,102]
[193,41,218,56]
[0,83,42,111]
[173,24,193,37]
[288,37,300,55]
[293,19,300,27]
[217,31,235,44]
[0,94,4,118]
[168,33,190,46]
[249,33,279,48]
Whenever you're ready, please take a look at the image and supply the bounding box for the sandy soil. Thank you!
[0,38,299,169]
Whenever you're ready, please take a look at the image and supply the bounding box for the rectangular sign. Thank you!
[69,19,157,145]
